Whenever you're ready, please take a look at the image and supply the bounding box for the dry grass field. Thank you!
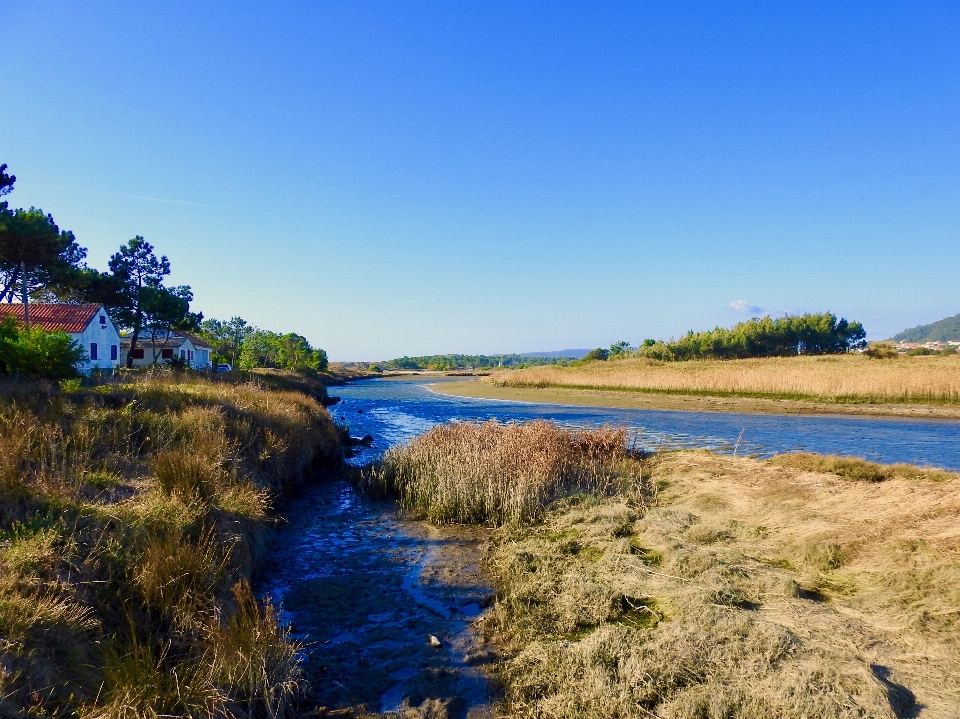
[0,373,343,718]
[489,354,960,404]
[365,420,960,718]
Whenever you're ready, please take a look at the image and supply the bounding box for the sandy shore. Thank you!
[430,379,960,420]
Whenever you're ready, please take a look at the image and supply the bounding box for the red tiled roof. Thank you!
[0,303,103,333]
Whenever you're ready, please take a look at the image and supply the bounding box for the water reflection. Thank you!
[334,377,960,470]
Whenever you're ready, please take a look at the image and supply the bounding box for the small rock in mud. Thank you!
[429,635,442,648]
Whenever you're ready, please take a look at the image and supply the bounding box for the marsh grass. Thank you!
[768,451,956,482]
[0,373,340,717]
[360,419,646,525]
[491,353,960,404]
[136,526,229,628]
[206,581,303,719]
[367,420,960,717]
[155,450,224,502]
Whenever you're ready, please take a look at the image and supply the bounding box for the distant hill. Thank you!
[892,313,960,342]
[520,349,592,359]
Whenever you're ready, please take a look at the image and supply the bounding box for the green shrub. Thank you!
[636,340,676,361]
[863,341,899,359]
[907,347,937,356]
[584,348,609,361]
[0,316,83,378]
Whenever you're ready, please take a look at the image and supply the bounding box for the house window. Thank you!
[180,349,186,359]
[110,345,118,360]
[90,343,98,360]
[100,315,106,326]
[161,348,174,359]
[131,348,145,359]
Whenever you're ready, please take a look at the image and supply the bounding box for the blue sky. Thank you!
[2,1,959,359]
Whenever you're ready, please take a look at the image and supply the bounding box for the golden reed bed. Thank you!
[491,354,960,404]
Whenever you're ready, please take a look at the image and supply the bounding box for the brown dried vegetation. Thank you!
[490,353,960,404]
[360,420,639,525]
[370,420,960,718]
[0,374,342,718]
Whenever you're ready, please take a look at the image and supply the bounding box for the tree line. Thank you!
[377,353,574,371]
[0,163,327,376]
[197,317,328,372]
[582,313,867,363]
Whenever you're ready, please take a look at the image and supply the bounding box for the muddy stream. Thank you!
[260,479,497,717]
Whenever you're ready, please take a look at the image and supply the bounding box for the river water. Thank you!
[261,375,960,716]
[335,376,960,470]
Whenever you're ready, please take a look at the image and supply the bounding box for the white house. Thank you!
[121,332,213,370]
[0,303,122,374]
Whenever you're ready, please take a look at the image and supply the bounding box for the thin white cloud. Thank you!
[19,182,205,207]
[729,300,763,315]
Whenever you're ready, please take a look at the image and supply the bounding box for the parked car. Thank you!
[215,363,232,372]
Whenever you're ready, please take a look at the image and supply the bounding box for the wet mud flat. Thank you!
[260,480,497,718]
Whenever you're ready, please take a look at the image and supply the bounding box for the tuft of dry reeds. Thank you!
[360,420,643,525]
[490,353,960,404]
[0,373,340,718]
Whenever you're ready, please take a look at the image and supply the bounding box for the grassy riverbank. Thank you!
[0,373,342,718]
[363,421,960,718]
[430,379,960,419]
[432,354,960,418]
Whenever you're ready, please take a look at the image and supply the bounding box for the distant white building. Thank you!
[0,303,122,374]
[121,332,213,370]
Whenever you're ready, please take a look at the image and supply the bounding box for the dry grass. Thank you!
[481,449,960,717]
[0,373,340,718]
[490,353,960,404]
[768,452,957,483]
[359,420,639,525]
[369,420,960,717]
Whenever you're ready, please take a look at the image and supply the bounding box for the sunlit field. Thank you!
[490,354,960,404]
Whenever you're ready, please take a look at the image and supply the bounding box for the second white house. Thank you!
[121,332,214,370]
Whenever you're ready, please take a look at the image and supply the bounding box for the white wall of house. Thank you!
[197,348,210,369]
[123,339,183,368]
[72,310,122,374]
[177,344,212,370]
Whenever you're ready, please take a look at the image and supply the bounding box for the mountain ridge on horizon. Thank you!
[891,313,960,343]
